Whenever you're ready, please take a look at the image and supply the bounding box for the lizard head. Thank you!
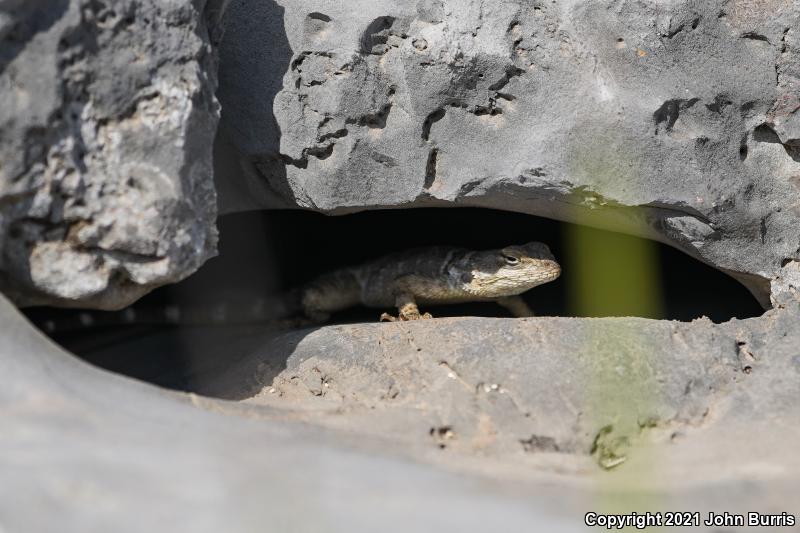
[458,241,561,296]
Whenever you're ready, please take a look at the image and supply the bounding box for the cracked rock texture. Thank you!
[216,0,800,304]
[0,0,221,309]
[61,301,800,524]
[189,311,800,477]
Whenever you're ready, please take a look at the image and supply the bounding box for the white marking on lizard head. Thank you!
[461,241,561,297]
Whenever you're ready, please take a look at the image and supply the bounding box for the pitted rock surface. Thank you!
[0,0,220,309]
[216,0,800,303]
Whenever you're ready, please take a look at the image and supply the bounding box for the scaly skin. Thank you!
[34,243,561,333]
[301,242,561,321]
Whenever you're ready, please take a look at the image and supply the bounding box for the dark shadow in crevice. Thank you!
[754,124,800,162]
[24,208,764,397]
[212,0,294,212]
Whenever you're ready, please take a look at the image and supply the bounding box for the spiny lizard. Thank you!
[34,242,561,332]
[302,241,560,321]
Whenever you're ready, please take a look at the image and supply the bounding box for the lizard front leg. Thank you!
[380,292,433,321]
[497,295,535,317]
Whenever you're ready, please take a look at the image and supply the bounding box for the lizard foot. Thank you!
[381,310,434,321]
[385,294,433,321]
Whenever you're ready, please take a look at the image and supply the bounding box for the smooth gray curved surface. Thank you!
[0,294,583,532]
[19,297,800,531]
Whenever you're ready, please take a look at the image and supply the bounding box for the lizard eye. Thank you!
[503,254,519,265]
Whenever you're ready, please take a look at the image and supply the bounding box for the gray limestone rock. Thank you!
[215,0,800,304]
[3,0,800,529]
[0,295,576,533]
[4,296,800,530]
[0,0,220,309]
[184,309,800,479]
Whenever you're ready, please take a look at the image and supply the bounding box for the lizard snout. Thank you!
[542,259,561,280]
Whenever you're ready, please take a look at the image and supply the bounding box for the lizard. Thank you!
[29,241,561,333]
[301,241,561,321]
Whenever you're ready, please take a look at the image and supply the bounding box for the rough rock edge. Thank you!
[0,0,224,309]
[216,0,800,307]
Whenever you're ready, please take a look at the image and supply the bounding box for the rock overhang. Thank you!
[215,0,800,308]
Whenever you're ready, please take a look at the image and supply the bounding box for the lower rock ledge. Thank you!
[3,293,800,526]
[192,312,800,486]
